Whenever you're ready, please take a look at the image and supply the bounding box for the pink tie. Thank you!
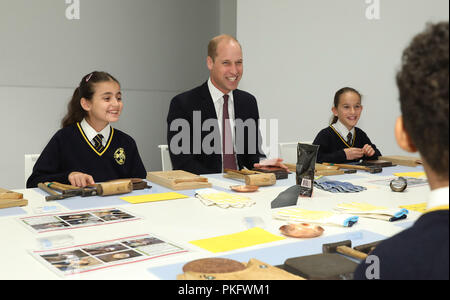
[222,95,238,170]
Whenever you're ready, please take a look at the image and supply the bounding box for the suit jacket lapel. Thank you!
[199,82,218,120]
[233,90,246,121]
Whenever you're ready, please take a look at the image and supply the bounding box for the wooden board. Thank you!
[178,258,304,280]
[146,170,212,190]
[0,187,28,209]
[379,156,422,167]
[0,198,28,209]
[0,188,23,200]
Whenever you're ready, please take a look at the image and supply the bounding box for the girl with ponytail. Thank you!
[313,87,382,164]
[27,71,146,188]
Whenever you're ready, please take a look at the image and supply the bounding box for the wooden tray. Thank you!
[146,170,212,190]
[0,188,28,209]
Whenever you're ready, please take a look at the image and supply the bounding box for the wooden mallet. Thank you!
[322,240,369,260]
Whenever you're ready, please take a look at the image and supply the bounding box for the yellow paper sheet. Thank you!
[400,203,428,213]
[190,227,285,253]
[393,172,426,179]
[120,192,189,204]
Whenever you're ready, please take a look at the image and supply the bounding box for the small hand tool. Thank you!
[322,240,371,260]
[39,180,133,201]
[322,163,382,174]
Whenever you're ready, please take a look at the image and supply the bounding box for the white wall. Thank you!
[0,0,224,189]
[236,0,449,157]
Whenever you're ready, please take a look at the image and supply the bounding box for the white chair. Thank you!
[24,154,40,187]
[158,145,173,171]
[278,141,313,164]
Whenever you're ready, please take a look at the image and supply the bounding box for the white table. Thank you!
[0,166,428,279]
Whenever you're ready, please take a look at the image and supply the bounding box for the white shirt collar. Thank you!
[80,118,110,146]
[207,77,233,104]
[332,120,355,140]
[427,186,449,210]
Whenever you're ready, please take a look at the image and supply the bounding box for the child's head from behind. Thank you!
[62,71,121,128]
[396,22,449,180]
[331,87,363,130]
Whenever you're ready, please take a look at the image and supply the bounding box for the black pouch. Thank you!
[296,143,319,197]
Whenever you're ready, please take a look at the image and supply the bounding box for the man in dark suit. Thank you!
[167,34,285,174]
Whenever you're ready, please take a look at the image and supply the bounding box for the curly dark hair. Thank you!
[396,22,449,178]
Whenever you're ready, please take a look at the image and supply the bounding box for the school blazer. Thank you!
[167,82,265,174]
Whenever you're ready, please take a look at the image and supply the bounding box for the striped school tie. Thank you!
[347,132,353,144]
[93,134,105,152]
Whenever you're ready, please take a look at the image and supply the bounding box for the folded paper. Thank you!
[195,188,255,208]
[273,207,358,227]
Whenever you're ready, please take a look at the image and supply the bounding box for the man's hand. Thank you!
[68,172,95,187]
[254,158,289,171]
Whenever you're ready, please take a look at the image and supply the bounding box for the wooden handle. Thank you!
[43,182,66,193]
[97,180,133,196]
[50,182,79,190]
[323,163,369,171]
[315,169,346,176]
[245,174,276,186]
[336,246,368,260]
[38,183,59,196]
[315,164,340,171]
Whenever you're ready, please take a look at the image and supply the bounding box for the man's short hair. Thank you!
[207,34,241,61]
[396,22,449,178]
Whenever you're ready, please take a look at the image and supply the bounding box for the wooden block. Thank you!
[379,155,422,167]
[224,169,276,186]
[0,198,28,209]
[0,188,23,200]
[245,173,276,186]
[147,170,212,190]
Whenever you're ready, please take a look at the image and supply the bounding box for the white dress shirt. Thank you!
[208,78,235,142]
[80,118,110,147]
[331,120,355,145]
[427,186,449,210]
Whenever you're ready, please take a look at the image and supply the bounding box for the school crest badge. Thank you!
[114,148,126,165]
